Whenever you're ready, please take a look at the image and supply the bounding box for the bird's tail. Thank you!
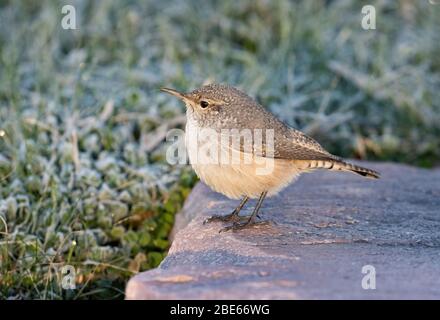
[296,159,380,179]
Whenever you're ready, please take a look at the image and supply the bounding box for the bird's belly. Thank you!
[184,120,301,199]
[188,145,301,199]
[191,162,299,199]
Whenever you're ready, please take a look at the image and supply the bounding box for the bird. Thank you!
[161,83,379,232]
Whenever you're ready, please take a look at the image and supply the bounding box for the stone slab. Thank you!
[126,162,440,299]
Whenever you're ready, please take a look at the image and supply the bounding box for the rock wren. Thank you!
[161,84,379,232]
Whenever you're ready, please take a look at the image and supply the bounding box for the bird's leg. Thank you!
[220,191,270,232]
[203,196,249,224]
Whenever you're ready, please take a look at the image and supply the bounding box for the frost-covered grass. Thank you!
[0,0,439,299]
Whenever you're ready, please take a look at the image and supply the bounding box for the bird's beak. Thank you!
[160,88,188,101]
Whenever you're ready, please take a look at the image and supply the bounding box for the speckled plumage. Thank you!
[161,83,379,200]
[186,84,354,162]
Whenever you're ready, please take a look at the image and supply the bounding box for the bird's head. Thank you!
[160,83,252,128]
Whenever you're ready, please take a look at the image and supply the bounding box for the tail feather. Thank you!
[334,161,380,179]
[298,159,380,179]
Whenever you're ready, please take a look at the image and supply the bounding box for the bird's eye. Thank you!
[200,100,209,108]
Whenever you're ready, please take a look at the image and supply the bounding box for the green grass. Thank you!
[1,0,439,299]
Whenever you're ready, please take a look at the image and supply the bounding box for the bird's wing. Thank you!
[221,127,340,161]
[217,99,339,161]
[274,128,340,161]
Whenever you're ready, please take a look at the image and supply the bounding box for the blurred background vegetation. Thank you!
[0,0,439,299]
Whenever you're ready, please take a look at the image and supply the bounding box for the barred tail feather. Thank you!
[298,159,380,179]
[333,161,380,179]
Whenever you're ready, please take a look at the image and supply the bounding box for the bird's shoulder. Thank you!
[227,95,338,161]
[243,107,338,160]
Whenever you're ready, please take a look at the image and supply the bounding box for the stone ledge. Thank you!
[126,162,440,299]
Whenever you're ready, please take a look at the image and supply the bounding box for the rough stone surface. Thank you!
[126,162,440,299]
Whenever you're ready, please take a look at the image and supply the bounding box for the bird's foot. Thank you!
[203,212,248,224]
[219,219,271,233]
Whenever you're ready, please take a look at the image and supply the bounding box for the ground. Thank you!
[127,162,440,299]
